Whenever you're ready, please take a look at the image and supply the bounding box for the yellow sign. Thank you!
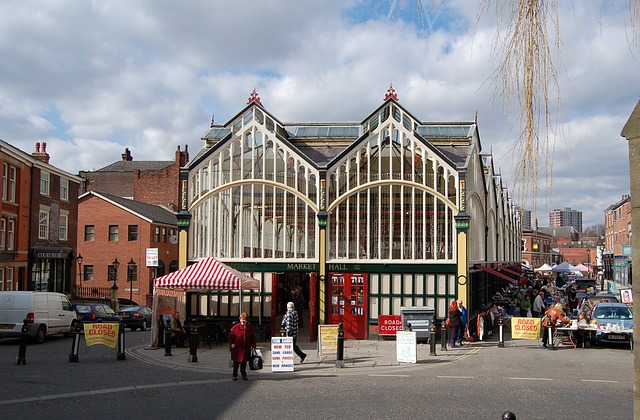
[84,323,120,348]
[510,317,541,340]
[318,325,339,355]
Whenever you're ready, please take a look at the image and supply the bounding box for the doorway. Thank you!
[271,272,311,340]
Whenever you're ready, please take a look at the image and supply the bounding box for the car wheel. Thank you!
[141,320,147,331]
[35,326,46,344]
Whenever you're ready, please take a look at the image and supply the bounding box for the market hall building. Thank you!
[177,87,522,340]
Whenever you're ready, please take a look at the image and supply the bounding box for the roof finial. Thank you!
[210,113,215,128]
[384,83,398,101]
[247,86,262,105]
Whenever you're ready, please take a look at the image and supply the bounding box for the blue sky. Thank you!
[0,0,636,228]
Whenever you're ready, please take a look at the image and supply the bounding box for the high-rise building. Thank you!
[549,207,582,233]
[519,209,532,230]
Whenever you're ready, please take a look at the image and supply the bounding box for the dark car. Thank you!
[73,304,122,324]
[589,302,633,346]
[118,305,152,331]
[579,294,620,314]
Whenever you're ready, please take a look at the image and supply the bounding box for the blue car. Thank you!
[589,303,633,346]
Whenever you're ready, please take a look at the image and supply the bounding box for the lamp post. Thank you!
[587,248,591,277]
[76,253,83,297]
[111,258,120,312]
[127,258,135,306]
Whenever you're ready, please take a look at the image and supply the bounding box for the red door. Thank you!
[329,273,367,339]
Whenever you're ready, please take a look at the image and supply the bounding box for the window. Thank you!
[0,269,4,291]
[40,171,50,196]
[5,268,13,291]
[128,225,138,241]
[2,163,7,201]
[109,225,119,241]
[127,263,137,283]
[84,265,94,282]
[1,218,5,250]
[3,164,16,202]
[39,209,49,240]
[84,225,95,241]
[155,227,160,242]
[59,213,68,241]
[7,219,14,251]
[9,166,15,202]
[162,228,167,243]
[60,179,69,201]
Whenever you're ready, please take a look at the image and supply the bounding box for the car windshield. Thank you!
[593,306,633,320]
[122,306,141,312]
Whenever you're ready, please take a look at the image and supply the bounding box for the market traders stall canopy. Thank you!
[150,257,260,347]
[534,263,553,273]
[153,257,260,290]
[551,261,580,274]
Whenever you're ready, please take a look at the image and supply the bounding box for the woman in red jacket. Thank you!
[448,300,462,348]
[228,312,257,380]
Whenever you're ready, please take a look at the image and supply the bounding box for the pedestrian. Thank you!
[456,299,468,345]
[532,290,545,318]
[228,312,257,381]
[294,287,305,328]
[515,288,525,316]
[170,311,187,347]
[521,293,532,317]
[281,301,307,363]
[448,300,462,348]
[541,303,570,348]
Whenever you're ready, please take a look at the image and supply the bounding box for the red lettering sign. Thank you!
[379,315,402,336]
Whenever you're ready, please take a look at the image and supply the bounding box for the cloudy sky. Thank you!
[0,0,637,228]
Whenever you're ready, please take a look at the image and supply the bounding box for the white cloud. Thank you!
[0,0,635,229]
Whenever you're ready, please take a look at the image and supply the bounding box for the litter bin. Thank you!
[401,306,435,341]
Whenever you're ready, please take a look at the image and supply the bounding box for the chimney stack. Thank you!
[32,142,50,164]
[122,148,133,161]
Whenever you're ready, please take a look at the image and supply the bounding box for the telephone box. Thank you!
[329,273,367,339]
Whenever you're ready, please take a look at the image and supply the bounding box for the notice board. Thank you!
[318,324,339,355]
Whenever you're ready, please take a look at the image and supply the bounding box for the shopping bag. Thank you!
[249,349,263,370]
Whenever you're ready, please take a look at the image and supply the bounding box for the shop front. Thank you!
[30,247,73,295]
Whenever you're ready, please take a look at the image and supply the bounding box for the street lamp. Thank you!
[76,253,83,293]
[111,258,120,312]
[586,248,591,277]
[127,258,136,305]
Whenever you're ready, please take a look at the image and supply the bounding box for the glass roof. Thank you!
[416,125,473,137]
[295,126,360,138]
[203,128,231,140]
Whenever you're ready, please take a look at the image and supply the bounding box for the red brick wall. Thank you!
[77,194,178,305]
[133,165,180,210]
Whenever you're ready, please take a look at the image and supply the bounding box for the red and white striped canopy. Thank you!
[154,257,259,290]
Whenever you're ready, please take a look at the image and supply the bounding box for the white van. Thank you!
[0,291,77,343]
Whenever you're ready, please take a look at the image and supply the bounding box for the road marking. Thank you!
[437,376,475,379]
[369,374,410,377]
[582,379,618,383]
[508,377,553,381]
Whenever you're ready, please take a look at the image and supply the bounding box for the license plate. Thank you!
[120,314,129,318]
[608,334,626,340]
[0,324,13,330]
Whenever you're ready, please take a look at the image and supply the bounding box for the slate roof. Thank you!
[96,161,174,172]
[84,191,177,226]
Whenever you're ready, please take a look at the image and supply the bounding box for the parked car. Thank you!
[117,306,152,331]
[0,291,77,343]
[589,302,633,346]
[578,294,620,314]
[73,304,122,324]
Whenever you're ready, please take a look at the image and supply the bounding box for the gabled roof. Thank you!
[79,191,177,226]
[0,139,83,182]
[95,161,174,172]
[538,226,577,237]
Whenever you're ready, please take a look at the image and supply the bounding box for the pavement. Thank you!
[127,332,489,375]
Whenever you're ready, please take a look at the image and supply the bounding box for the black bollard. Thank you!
[68,322,82,362]
[158,314,165,347]
[116,322,126,360]
[336,322,345,368]
[498,318,505,348]
[164,319,172,356]
[429,324,437,356]
[188,323,199,363]
[16,319,29,365]
[441,320,447,351]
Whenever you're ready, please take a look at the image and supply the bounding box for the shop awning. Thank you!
[153,257,260,290]
[474,264,518,282]
[492,265,522,277]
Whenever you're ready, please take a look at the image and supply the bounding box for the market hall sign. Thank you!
[286,263,318,271]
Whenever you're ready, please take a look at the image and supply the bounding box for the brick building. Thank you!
[79,146,189,209]
[521,228,553,268]
[77,191,178,307]
[0,140,82,293]
[604,194,632,285]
